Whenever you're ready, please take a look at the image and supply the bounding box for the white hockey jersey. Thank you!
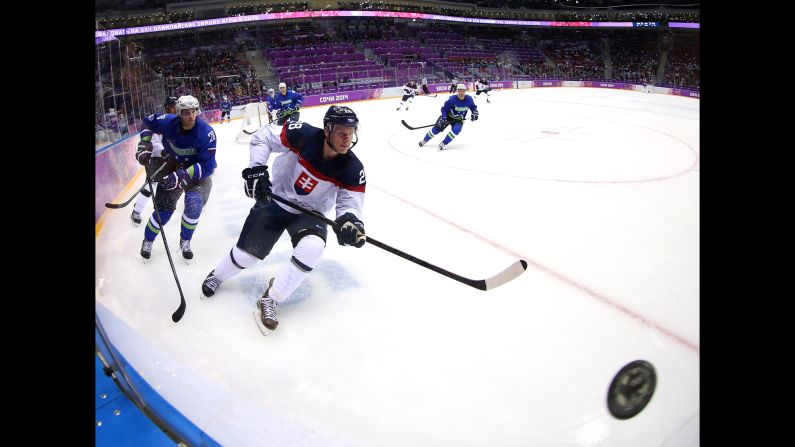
[249,121,365,221]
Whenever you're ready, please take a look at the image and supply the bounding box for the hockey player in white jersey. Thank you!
[396,80,419,111]
[475,78,491,103]
[201,106,367,334]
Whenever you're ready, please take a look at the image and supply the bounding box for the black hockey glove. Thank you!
[242,165,271,202]
[136,139,153,165]
[471,111,479,121]
[145,156,164,179]
[334,213,366,248]
[448,112,464,122]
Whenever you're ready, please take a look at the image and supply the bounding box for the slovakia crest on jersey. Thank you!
[294,171,318,195]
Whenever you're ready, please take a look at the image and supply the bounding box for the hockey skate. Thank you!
[140,239,153,260]
[438,142,447,151]
[201,270,222,298]
[180,238,193,261]
[418,139,426,147]
[254,278,278,334]
[130,210,142,226]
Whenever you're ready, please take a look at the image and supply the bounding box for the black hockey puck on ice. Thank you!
[606,360,657,420]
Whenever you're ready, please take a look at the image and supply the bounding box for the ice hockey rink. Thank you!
[95,87,699,446]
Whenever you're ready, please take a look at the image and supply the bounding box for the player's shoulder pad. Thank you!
[284,121,322,148]
[339,151,366,188]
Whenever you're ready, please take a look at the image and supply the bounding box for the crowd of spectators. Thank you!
[109,16,699,114]
[139,18,698,91]
[97,0,699,30]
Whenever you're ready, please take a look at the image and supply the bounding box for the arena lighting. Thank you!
[96,9,656,39]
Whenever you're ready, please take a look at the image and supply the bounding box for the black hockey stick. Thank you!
[105,161,170,209]
[401,120,436,130]
[147,176,186,322]
[417,94,438,98]
[401,118,466,131]
[242,129,257,135]
[268,193,527,291]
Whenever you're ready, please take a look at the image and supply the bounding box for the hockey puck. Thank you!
[606,360,656,420]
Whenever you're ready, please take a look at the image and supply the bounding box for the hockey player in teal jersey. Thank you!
[131,96,177,226]
[273,82,304,125]
[135,95,218,261]
[418,83,479,151]
[219,96,232,123]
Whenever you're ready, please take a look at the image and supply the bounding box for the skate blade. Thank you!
[253,307,270,336]
[253,305,280,336]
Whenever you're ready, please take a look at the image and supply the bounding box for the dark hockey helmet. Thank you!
[324,105,359,150]
[164,96,178,107]
[323,105,359,131]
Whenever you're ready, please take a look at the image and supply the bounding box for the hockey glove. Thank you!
[145,156,164,179]
[471,111,479,121]
[161,168,190,191]
[136,139,153,165]
[242,165,271,202]
[334,213,366,248]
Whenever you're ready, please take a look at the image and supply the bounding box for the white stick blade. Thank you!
[484,260,528,290]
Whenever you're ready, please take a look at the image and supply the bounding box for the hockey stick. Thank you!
[401,120,436,130]
[417,94,438,98]
[268,193,527,291]
[401,118,467,131]
[105,161,171,209]
[147,176,186,322]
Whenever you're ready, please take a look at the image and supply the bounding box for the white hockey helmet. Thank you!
[278,82,287,89]
[456,83,467,91]
[176,95,201,114]
[268,88,275,94]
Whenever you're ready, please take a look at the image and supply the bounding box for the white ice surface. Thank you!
[96,87,699,447]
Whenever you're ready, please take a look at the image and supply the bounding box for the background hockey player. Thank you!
[131,96,177,226]
[200,106,366,334]
[418,83,478,151]
[220,95,233,123]
[421,77,430,95]
[135,95,218,261]
[273,82,304,125]
[449,77,459,94]
[265,88,278,123]
[475,78,492,103]
[396,79,419,111]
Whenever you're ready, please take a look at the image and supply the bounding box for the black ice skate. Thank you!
[180,239,193,260]
[131,210,142,225]
[254,278,279,334]
[201,270,222,297]
[140,239,153,259]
